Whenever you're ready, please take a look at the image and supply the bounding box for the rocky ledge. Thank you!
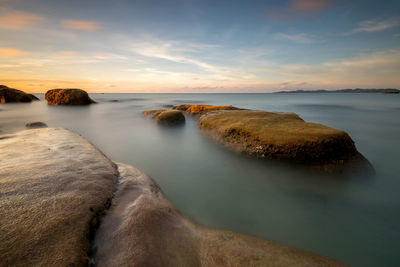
[174,104,242,115]
[0,128,118,266]
[45,88,96,105]
[199,110,372,172]
[0,85,39,103]
[143,109,185,126]
[0,128,347,266]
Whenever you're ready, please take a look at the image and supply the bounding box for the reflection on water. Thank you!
[1,93,399,267]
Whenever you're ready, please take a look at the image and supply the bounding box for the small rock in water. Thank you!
[25,122,48,128]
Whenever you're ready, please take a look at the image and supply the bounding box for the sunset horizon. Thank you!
[1,0,399,93]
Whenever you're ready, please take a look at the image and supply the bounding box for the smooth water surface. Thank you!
[1,93,399,266]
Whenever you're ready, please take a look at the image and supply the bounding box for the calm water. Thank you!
[1,93,399,266]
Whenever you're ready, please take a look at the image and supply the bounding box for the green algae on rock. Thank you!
[199,110,372,172]
[0,85,39,103]
[0,128,118,266]
[45,88,96,105]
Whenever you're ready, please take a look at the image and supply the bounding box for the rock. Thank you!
[174,104,242,115]
[0,128,118,266]
[199,110,372,172]
[143,109,185,126]
[45,89,96,105]
[0,85,39,103]
[92,163,347,266]
[142,109,165,118]
[25,122,48,128]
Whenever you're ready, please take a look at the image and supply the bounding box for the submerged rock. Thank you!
[199,110,372,172]
[25,121,47,128]
[93,163,347,266]
[45,88,96,105]
[0,85,39,103]
[174,104,242,115]
[0,128,118,266]
[143,109,185,126]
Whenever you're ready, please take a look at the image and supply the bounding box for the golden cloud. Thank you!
[0,47,26,56]
[61,20,101,31]
[0,11,44,29]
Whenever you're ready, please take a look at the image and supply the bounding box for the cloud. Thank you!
[267,0,336,21]
[0,47,26,56]
[291,0,333,11]
[348,18,399,34]
[323,49,400,70]
[128,39,231,79]
[0,11,44,29]
[61,20,101,31]
[59,50,80,56]
[273,33,316,43]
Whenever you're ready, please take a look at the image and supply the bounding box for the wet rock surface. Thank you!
[92,163,347,267]
[0,85,39,103]
[143,109,185,126]
[199,110,373,172]
[174,104,242,115]
[45,89,96,105]
[0,128,118,266]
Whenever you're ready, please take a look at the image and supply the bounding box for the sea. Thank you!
[1,93,399,266]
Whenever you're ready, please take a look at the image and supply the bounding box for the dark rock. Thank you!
[45,89,95,105]
[0,85,39,103]
[25,122,48,128]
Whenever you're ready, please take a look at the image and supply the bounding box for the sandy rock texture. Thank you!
[92,163,347,267]
[174,104,242,115]
[0,85,39,103]
[143,109,185,126]
[45,89,96,105]
[199,110,372,171]
[0,128,118,266]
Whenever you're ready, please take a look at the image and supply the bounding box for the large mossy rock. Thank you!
[0,128,118,266]
[45,88,95,105]
[199,110,372,171]
[0,85,39,103]
[143,109,185,126]
[174,104,242,115]
[93,163,347,266]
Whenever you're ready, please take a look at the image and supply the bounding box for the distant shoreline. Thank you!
[275,88,400,94]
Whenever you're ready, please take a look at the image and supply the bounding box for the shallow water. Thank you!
[1,93,399,266]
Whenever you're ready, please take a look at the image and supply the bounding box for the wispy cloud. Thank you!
[0,47,26,56]
[127,39,232,79]
[267,0,336,21]
[61,19,101,31]
[291,0,333,11]
[348,18,399,35]
[0,11,44,29]
[273,33,316,43]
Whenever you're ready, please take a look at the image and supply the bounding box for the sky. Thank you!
[0,0,399,93]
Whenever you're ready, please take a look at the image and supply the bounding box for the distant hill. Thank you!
[275,89,400,94]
